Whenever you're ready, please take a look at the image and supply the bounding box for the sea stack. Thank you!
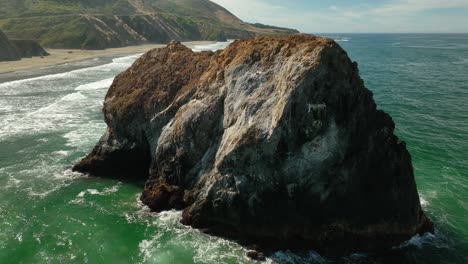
[74,34,433,255]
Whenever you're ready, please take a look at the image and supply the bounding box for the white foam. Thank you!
[112,54,142,64]
[0,87,105,139]
[52,150,70,157]
[71,184,122,205]
[191,41,232,52]
[0,53,140,90]
[63,121,106,149]
[420,196,429,207]
[76,184,122,198]
[0,71,78,89]
[75,78,114,91]
[399,232,437,249]
[0,51,143,140]
[130,206,262,264]
[61,92,87,101]
[327,36,351,42]
[25,169,87,198]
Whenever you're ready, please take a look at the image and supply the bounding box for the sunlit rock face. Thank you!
[74,34,433,255]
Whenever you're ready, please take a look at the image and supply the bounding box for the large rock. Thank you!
[74,34,433,255]
[0,30,20,61]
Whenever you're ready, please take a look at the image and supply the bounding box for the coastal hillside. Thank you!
[0,0,299,49]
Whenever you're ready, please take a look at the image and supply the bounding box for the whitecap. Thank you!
[420,196,429,207]
[52,150,70,157]
[335,38,350,42]
[112,54,143,64]
[131,207,263,264]
[0,53,140,90]
[62,121,106,149]
[328,36,351,42]
[75,77,114,91]
[61,92,87,101]
[191,41,232,52]
[87,189,100,195]
[399,232,437,249]
[0,71,78,89]
[25,169,87,198]
[76,184,122,198]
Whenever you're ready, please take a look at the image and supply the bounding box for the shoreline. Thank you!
[0,41,215,82]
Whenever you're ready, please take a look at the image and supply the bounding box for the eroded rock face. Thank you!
[74,35,433,255]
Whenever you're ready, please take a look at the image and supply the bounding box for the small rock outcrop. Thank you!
[74,35,433,255]
[10,39,49,58]
[0,29,49,62]
[0,30,20,61]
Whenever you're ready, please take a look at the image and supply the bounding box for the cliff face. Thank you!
[0,0,298,49]
[74,35,433,255]
[0,30,20,61]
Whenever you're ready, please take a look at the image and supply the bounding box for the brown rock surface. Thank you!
[73,34,433,255]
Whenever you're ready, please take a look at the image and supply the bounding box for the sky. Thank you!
[210,0,468,33]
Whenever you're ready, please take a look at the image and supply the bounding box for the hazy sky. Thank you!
[210,0,468,33]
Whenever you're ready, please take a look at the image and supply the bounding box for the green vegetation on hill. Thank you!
[0,0,299,49]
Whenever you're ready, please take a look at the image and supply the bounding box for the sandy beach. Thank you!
[0,41,214,74]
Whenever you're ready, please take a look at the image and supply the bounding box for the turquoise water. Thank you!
[0,35,467,263]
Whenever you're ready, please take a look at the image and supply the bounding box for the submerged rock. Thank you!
[74,34,433,255]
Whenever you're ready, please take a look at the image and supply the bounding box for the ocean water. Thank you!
[0,35,467,263]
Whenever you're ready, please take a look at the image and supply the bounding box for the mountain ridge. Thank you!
[0,0,299,49]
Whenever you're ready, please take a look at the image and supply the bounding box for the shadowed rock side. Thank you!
[10,39,49,58]
[0,29,48,61]
[0,30,20,61]
[73,35,433,255]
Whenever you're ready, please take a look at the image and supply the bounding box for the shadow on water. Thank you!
[272,227,468,264]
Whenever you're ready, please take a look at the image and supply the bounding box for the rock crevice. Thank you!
[74,35,432,255]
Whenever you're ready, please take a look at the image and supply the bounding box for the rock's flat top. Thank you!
[74,34,432,255]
